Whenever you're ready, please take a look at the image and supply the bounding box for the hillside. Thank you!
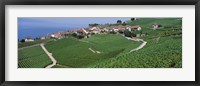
[18,18,182,68]
[18,46,52,68]
[89,18,182,68]
[44,34,141,68]
[47,18,182,68]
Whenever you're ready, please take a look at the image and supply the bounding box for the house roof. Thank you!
[53,32,62,37]
[77,28,88,34]
[131,26,141,29]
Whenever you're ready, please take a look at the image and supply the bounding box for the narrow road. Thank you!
[56,64,71,68]
[40,43,57,68]
[88,48,101,54]
[89,48,96,53]
[122,35,147,53]
[128,38,147,53]
[18,39,53,50]
[18,44,40,50]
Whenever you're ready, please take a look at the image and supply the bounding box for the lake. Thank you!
[18,17,131,40]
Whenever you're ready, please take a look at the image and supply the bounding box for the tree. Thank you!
[71,33,77,37]
[77,35,85,39]
[158,24,162,27]
[131,18,136,21]
[124,30,136,37]
[124,30,132,37]
[35,37,40,40]
[117,20,122,24]
[89,23,99,27]
[20,39,25,42]
[122,22,127,26]
[118,30,124,34]
[110,30,117,34]
[64,34,67,37]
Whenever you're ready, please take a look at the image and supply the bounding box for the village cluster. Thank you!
[23,23,161,42]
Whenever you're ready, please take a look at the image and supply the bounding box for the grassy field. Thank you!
[18,45,52,68]
[44,34,140,68]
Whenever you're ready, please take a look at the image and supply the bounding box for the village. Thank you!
[23,23,161,42]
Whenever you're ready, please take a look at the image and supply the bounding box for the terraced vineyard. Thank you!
[44,34,141,68]
[18,45,52,68]
[18,18,182,68]
[89,18,182,68]
[91,36,182,68]
[83,34,141,53]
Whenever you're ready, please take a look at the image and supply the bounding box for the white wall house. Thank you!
[152,23,159,30]
[25,38,34,42]
[40,37,46,40]
[126,27,131,31]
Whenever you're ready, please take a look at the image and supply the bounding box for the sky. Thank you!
[18,17,131,40]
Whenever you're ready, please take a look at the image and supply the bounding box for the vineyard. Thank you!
[18,45,52,68]
[18,18,182,68]
[83,34,141,53]
[44,34,140,68]
[88,18,182,68]
[90,36,182,68]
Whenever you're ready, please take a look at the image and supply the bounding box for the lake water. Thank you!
[18,28,67,40]
[18,17,131,40]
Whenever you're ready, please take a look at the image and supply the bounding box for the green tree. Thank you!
[20,39,25,42]
[71,33,77,37]
[124,30,136,37]
[124,30,132,37]
[117,20,122,24]
[89,23,99,27]
[131,18,136,21]
[122,22,127,26]
[110,31,117,34]
[77,35,85,39]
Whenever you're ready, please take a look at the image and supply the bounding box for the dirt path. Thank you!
[18,40,53,50]
[40,43,57,68]
[88,48,101,54]
[89,48,96,53]
[128,38,147,53]
[123,36,147,53]
[18,44,40,50]
[56,64,71,68]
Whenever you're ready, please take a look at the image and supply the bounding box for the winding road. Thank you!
[126,37,147,53]
[18,44,40,50]
[40,43,57,68]
[122,35,147,53]
[40,34,147,68]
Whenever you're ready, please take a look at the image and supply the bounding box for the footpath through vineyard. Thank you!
[40,43,57,68]
[120,34,147,53]
[125,37,147,53]
[18,44,40,50]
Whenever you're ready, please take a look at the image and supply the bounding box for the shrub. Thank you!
[118,30,124,34]
[110,31,117,34]
[71,33,77,37]
[124,30,136,37]
[77,35,85,39]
